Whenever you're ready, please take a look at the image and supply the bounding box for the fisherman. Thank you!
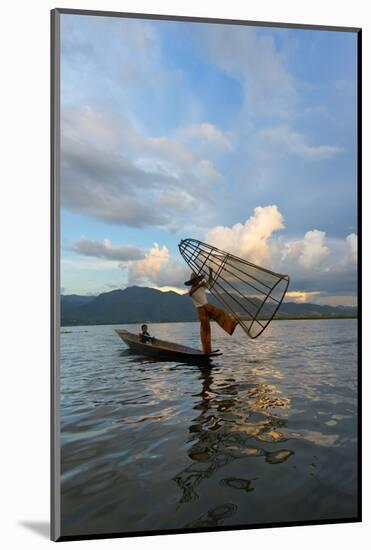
[185,268,238,353]
[139,324,155,344]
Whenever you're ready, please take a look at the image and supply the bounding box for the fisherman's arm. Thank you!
[208,266,213,287]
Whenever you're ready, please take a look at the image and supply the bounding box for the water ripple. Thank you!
[60,319,358,536]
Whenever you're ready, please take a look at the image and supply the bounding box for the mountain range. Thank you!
[61,286,357,326]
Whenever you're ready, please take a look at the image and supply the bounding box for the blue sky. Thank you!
[60,14,358,305]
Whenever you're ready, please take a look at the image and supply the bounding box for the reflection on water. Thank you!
[60,320,358,537]
[186,503,238,528]
[173,365,293,510]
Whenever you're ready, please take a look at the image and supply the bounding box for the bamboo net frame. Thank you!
[179,238,290,339]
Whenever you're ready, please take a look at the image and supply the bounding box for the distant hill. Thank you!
[61,286,201,325]
[60,286,357,326]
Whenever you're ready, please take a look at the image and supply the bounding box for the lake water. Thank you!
[59,319,358,537]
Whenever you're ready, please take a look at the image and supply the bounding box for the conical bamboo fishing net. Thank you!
[179,238,290,339]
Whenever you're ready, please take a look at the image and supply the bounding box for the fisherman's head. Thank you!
[141,324,148,333]
[184,271,204,287]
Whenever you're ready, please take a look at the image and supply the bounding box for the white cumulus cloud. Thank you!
[125,243,169,285]
[206,205,285,266]
[204,205,357,300]
[297,230,330,270]
[124,243,188,289]
[346,233,357,263]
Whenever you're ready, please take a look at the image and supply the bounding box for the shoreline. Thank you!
[60,316,357,328]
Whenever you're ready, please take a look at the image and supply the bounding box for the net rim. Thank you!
[247,274,290,338]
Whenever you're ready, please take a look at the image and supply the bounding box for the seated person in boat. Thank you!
[185,268,238,354]
[139,324,155,344]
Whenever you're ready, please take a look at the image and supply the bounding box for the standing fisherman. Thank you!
[185,267,238,353]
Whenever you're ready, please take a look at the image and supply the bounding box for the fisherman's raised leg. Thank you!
[204,303,238,335]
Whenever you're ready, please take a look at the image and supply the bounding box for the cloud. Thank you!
[124,243,188,289]
[63,106,118,147]
[72,237,145,262]
[199,26,297,119]
[204,205,357,298]
[346,233,357,263]
[61,16,170,95]
[61,106,227,229]
[155,259,189,288]
[291,230,330,270]
[206,205,285,266]
[179,122,233,151]
[282,230,357,273]
[125,243,169,284]
[259,126,343,160]
[61,139,172,227]
[279,231,357,297]
[196,159,223,181]
[65,208,358,303]
[286,291,321,304]
[68,237,189,292]
[152,286,187,295]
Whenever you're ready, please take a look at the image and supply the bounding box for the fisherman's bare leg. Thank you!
[197,306,212,353]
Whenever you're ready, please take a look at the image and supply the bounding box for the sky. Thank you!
[60,14,358,306]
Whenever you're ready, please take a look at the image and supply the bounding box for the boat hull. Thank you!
[115,329,222,360]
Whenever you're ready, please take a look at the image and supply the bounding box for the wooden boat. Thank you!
[115,329,222,360]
